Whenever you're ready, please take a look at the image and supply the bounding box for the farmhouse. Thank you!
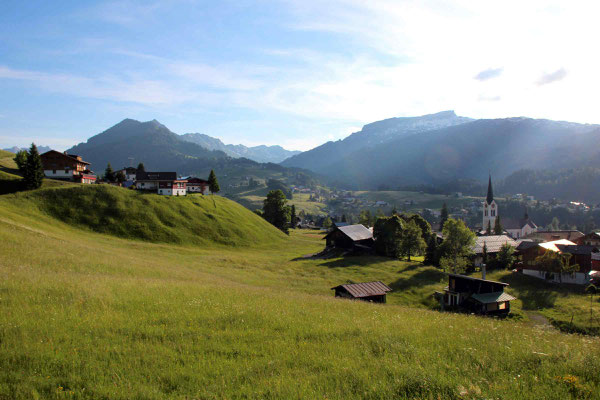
[186,177,210,194]
[472,235,518,267]
[40,150,97,184]
[136,171,187,196]
[439,274,516,316]
[503,212,538,239]
[518,239,598,285]
[115,167,138,181]
[576,232,600,246]
[324,224,374,250]
[331,281,392,303]
[527,230,584,242]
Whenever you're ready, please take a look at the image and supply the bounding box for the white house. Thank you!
[136,171,187,196]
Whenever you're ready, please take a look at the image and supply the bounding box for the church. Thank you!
[482,175,537,239]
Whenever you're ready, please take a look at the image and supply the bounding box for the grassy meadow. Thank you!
[0,185,599,399]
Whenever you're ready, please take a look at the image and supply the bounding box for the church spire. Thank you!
[486,174,494,204]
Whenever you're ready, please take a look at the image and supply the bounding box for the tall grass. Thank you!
[0,189,598,399]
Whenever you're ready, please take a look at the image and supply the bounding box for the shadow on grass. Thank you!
[319,255,394,269]
[389,268,446,291]
[497,272,564,309]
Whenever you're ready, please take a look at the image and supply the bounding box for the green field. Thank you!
[0,185,599,399]
[231,187,328,216]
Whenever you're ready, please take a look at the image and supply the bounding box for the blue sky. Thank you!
[1,1,599,151]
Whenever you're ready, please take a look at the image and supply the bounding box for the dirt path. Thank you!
[526,311,555,330]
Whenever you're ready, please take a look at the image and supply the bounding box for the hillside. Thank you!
[180,132,300,163]
[0,190,598,398]
[2,185,287,246]
[283,113,600,191]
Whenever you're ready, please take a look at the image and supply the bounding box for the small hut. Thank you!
[331,281,392,303]
[324,224,374,250]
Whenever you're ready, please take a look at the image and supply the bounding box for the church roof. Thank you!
[486,174,494,204]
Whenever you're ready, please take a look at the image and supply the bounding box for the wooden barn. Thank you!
[438,274,516,316]
[324,224,374,250]
[331,281,392,303]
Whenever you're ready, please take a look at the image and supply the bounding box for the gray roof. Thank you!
[555,245,599,255]
[471,291,516,304]
[448,273,509,286]
[503,217,537,230]
[337,224,373,241]
[331,281,392,297]
[473,235,518,254]
[136,171,177,181]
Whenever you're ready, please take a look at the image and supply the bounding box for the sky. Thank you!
[1,0,600,151]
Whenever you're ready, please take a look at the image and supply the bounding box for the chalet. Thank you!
[526,230,584,243]
[518,239,598,285]
[324,224,374,250]
[576,232,600,247]
[115,167,138,181]
[40,150,96,184]
[331,281,392,303]
[472,235,518,267]
[438,274,516,316]
[186,177,209,194]
[136,171,187,196]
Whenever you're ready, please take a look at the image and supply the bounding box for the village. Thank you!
[17,147,596,328]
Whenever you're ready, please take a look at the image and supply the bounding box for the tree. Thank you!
[439,218,476,274]
[482,241,488,267]
[373,215,404,258]
[290,205,298,228]
[424,233,439,266]
[208,169,220,194]
[23,143,44,190]
[341,214,347,223]
[403,214,432,242]
[440,203,449,230]
[493,215,503,235]
[137,162,145,172]
[400,220,426,261]
[486,220,492,236]
[322,217,333,229]
[262,189,290,233]
[534,250,579,283]
[104,163,115,182]
[495,243,515,269]
[14,150,27,172]
[116,170,126,183]
[359,210,372,227]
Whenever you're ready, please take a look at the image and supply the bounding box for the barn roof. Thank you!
[447,273,509,286]
[471,291,516,304]
[136,171,177,181]
[331,281,392,298]
[539,239,576,252]
[473,235,518,254]
[555,245,599,255]
[337,224,373,241]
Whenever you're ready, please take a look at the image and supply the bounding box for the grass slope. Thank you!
[1,185,286,247]
[0,191,599,399]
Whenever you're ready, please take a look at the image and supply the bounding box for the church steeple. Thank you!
[486,174,494,205]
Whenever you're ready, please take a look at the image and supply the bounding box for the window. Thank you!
[498,302,506,310]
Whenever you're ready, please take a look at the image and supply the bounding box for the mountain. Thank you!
[180,133,300,163]
[3,145,51,154]
[282,112,600,190]
[65,119,320,191]
[281,111,472,172]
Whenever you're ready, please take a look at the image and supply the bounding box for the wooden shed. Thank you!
[331,281,392,303]
[324,224,374,250]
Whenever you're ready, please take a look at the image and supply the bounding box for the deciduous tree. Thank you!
[262,189,290,234]
[439,218,476,274]
[400,220,426,261]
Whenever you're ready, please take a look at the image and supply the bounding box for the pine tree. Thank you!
[290,205,298,229]
[493,215,503,235]
[262,190,290,234]
[208,170,220,194]
[424,233,439,266]
[23,143,44,190]
[104,163,115,182]
[440,203,449,230]
[116,170,126,183]
[137,162,145,172]
[482,241,488,266]
[486,220,492,236]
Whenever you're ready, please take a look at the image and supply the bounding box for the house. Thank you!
[40,150,97,184]
[331,281,392,303]
[136,171,187,196]
[186,177,210,194]
[438,274,516,316]
[576,232,600,246]
[518,239,597,285]
[323,224,374,250]
[472,235,518,267]
[503,212,538,239]
[115,167,138,181]
[526,230,584,242]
